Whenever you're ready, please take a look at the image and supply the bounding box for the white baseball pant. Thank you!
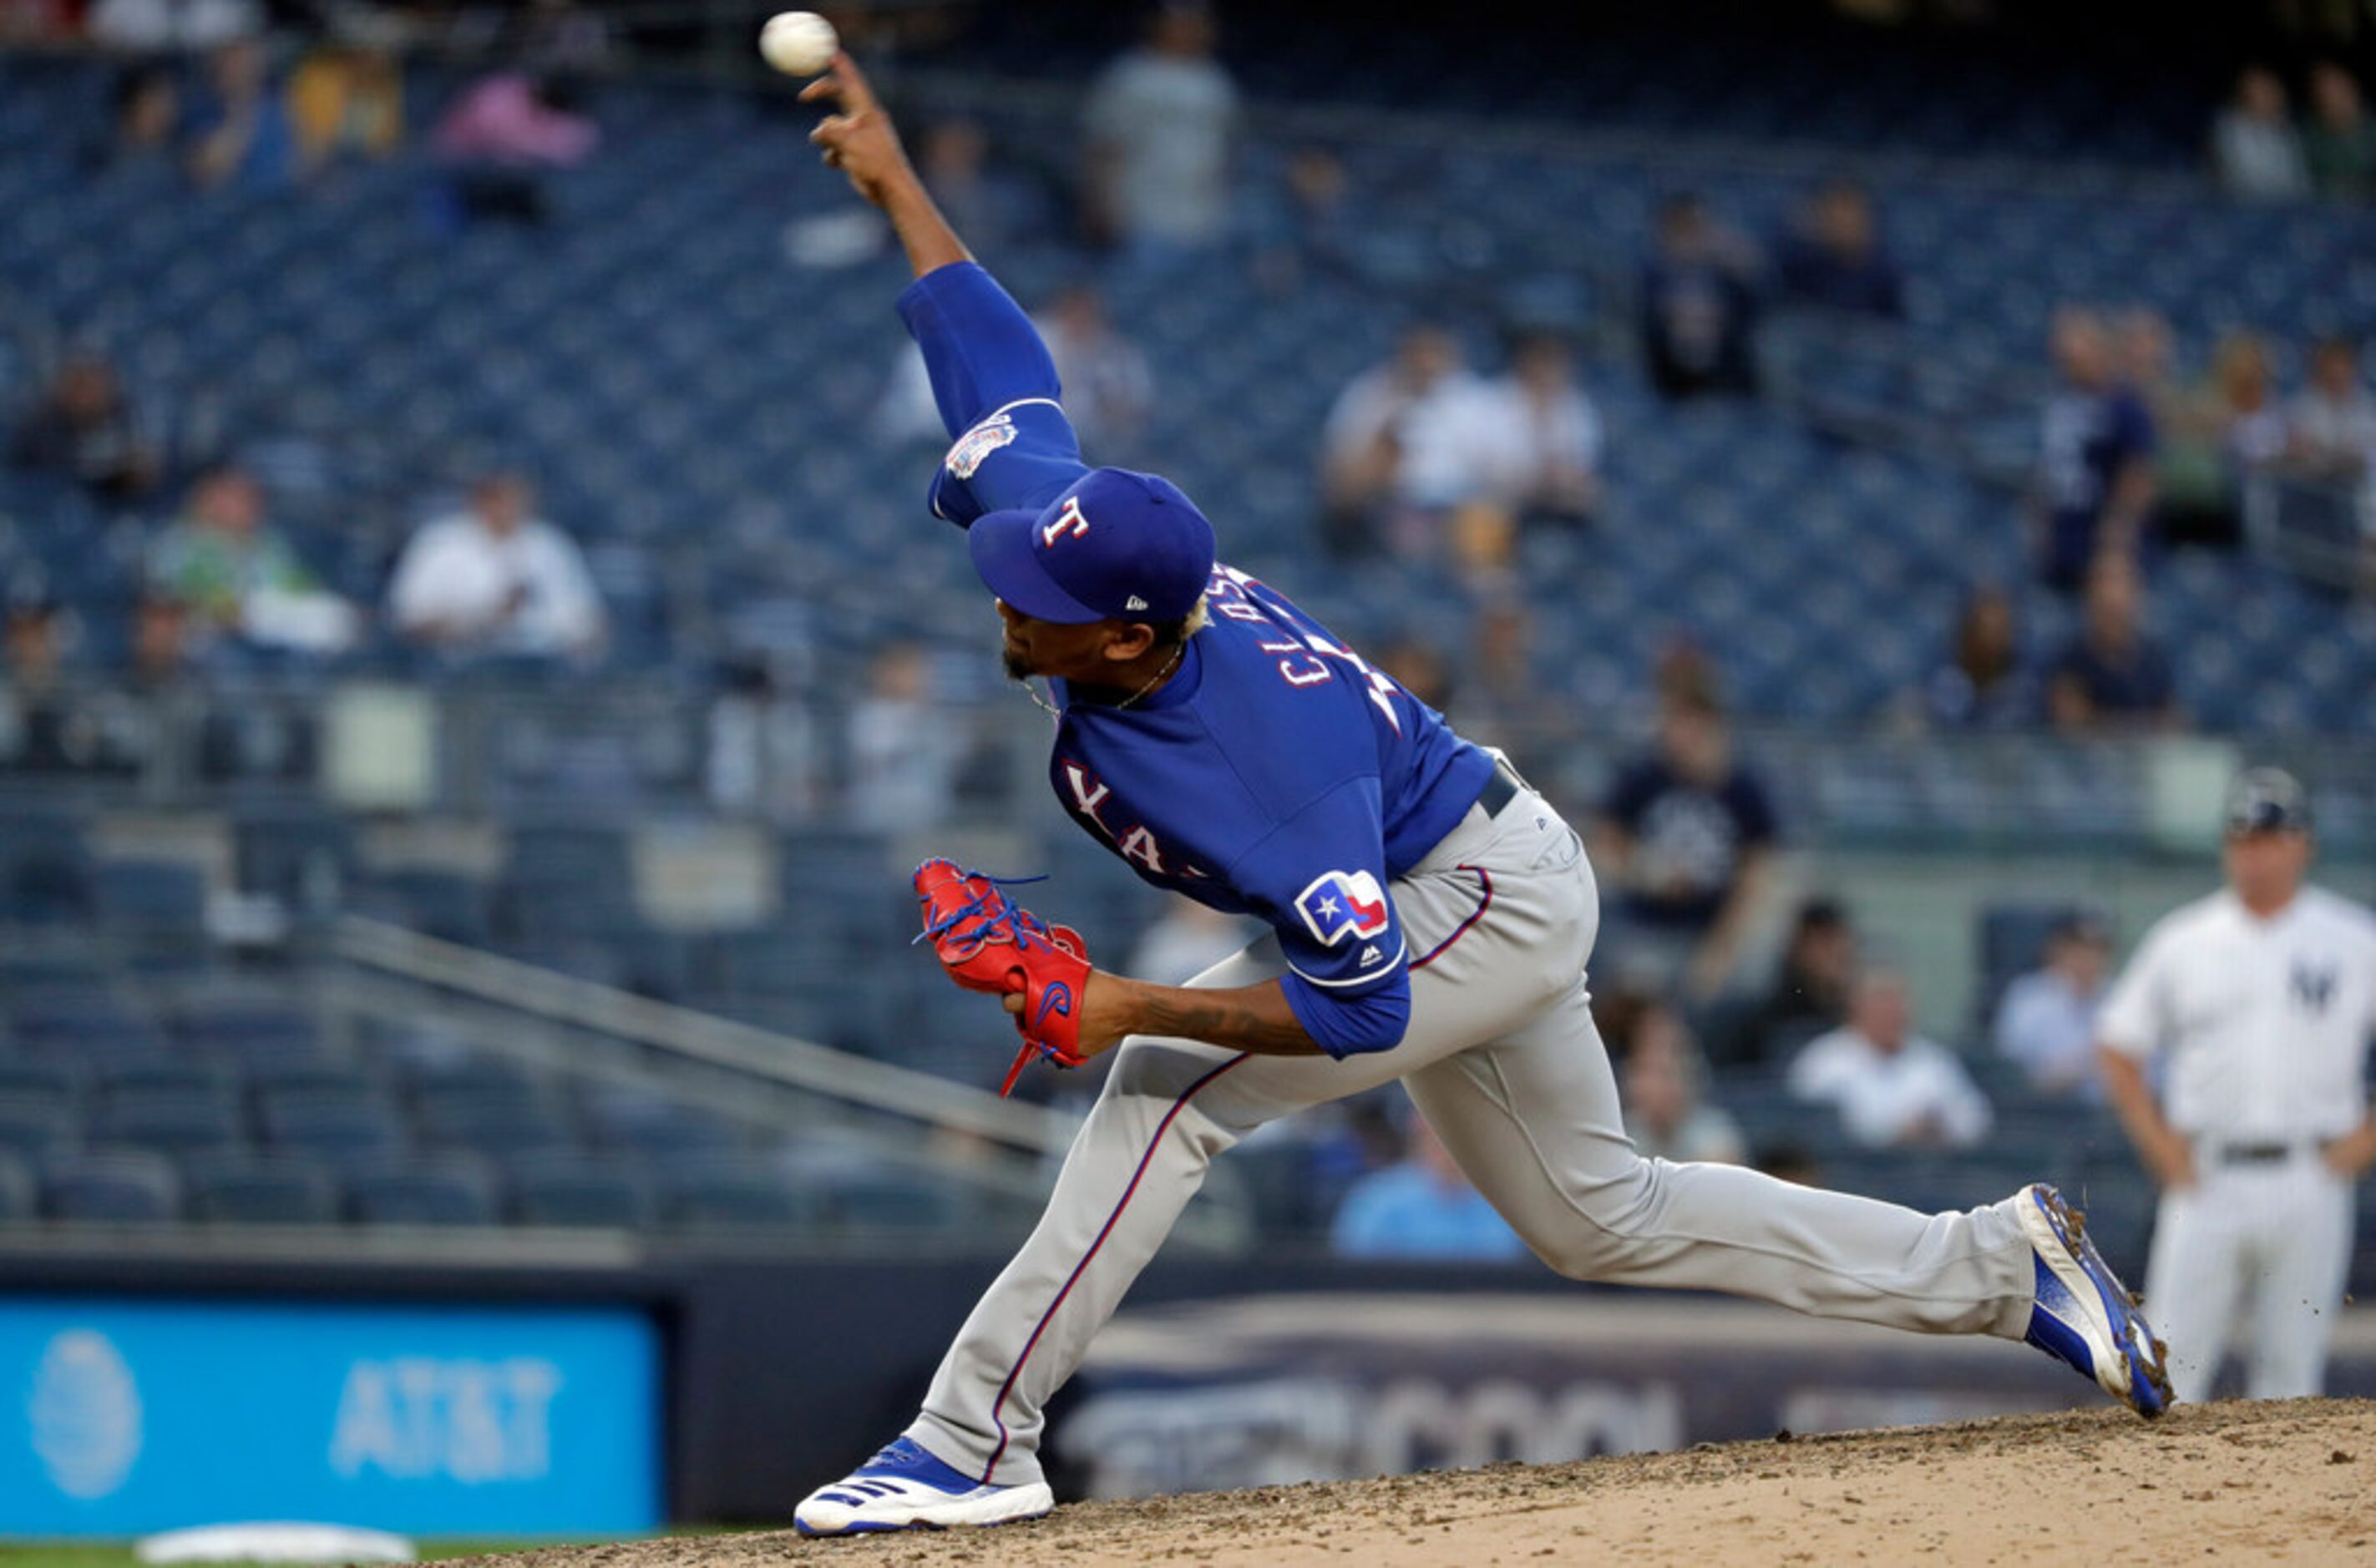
[908,784,2042,1485]
[2143,1151,2354,1402]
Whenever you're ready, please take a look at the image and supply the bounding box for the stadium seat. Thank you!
[0,1150,33,1222]
[42,1148,183,1222]
[258,1090,408,1171]
[505,1153,656,1229]
[89,1090,244,1156]
[184,1152,340,1225]
[0,1093,72,1161]
[344,1156,501,1227]
[655,1154,818,1232]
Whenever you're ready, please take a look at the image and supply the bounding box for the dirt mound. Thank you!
[496,1399,2376,1567]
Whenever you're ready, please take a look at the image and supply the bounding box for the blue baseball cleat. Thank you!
[793,1437,1054,1536]
[2015,1183,2173,1419]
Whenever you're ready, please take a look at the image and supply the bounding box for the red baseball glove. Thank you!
[914,858,1093,1097]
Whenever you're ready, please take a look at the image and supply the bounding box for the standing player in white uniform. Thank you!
[2098,768,2376,1404]
[789,55,2171,1536]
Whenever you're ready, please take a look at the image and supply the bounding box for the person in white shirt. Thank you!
[1080,2,1238,252]
[1320,324,1506,559]
[1994,912,2114,1100]
[89,0,260,53]
[1790,968,1994,1150]
[1482,331,1603,530]
[2211,66,2311,202]
[387,473,605,660]
[2097,768,2376,1404]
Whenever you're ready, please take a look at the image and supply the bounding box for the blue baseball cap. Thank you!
[967,468,1217,625]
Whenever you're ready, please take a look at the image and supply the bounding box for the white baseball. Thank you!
[759,11,838,77]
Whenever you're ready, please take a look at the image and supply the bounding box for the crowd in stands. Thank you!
[0,7,2370,1258]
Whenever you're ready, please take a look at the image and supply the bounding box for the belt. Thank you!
[1474,754,1528,819]
[2216,1141,2307,1166]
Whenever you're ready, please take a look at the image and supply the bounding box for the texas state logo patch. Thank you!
[1294,869,1391,947]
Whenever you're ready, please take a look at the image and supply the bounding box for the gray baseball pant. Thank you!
[907,785,2041,1486]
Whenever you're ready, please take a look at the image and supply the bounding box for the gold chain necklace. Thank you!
[1017,641,1185,721]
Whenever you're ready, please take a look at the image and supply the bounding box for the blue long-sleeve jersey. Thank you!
[899,263,1495,1057]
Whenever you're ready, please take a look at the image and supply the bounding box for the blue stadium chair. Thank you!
[412,1086,575,1156]
[654,1154,818,1232]
[0,1060,78,1100]
[504,1153,656,1229]
[0,1091,73,1161]
[8,994,166,1060]
[0,1150,33,1222]
[576,1084,743,1156]
[258,1090,408,1172]
[42,1149,182,1222]
[351,870,493,947]
[244,1060,377,1101]
[344,1156,500,1227]
[184,1151,340,1225]
[89,1090,244,1157]
[170,997,323,1065]
[93,859,209,931]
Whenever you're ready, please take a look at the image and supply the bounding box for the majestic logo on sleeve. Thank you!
[945,413,1018,479]
[1294,870,1391,947]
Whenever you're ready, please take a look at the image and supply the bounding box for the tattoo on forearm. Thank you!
[1134,984,1316,1056]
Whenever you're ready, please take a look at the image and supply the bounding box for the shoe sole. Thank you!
[793,1480,1055,1537]
[2019,1184,2174,1419]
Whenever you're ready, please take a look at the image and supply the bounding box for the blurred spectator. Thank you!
[0,0,78,41]
[1482,332,1603,531]
[11,352,160,501]
[2283,336,2376,488]
[1715,896,1857,1068]
[1128,899,1249,984]
[99,66,180,172]
[2212,66,2310,202]
[522,0,615,77]
[388,473,605,660]
[914,117,1049,255]
[1773,178,1904,319]
[2034,307,2155,593]
[1789,968,1994,1150]
[147,468,356,655]
[1081,1,1238,256]
[1640,194,1760,400]
[1452,594,1564,744]
[1916,584,2034,730]
[127,594,191,690]
[1037,284,1153,459]
[0,597,80,772]
[2156,328,2284,548]
[1320,324,1503,559]
[88,0,259,52]
[2047,553,2181,734]
[2305,63,2376,203]
[185,38,297,190]
[1621,1003,1748,1165]
[844,642,963,833]
[1253,144,1353,293]
[432,70,599,225]
[1993,911,2112,1100]
[290,42,405,172]
[1591,668,1779,1001]
[1330,1115,1527,1262]
[1375,636,1454,714]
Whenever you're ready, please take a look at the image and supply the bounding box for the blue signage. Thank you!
[0,1297,661,1536]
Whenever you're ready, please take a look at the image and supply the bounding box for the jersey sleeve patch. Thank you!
[945,413,1021,479]
[1294,869,1392,947]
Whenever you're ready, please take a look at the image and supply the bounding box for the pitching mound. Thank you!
[498,1398,2375,1567]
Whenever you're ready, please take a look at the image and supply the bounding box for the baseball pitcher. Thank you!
[792,54,2171,1536]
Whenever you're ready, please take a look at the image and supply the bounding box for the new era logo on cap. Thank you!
[966,468,1218,626]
